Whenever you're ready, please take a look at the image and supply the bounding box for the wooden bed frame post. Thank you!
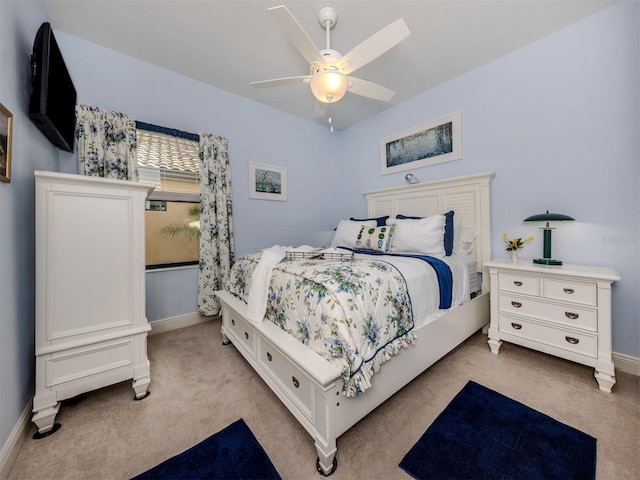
[313,385,338,475]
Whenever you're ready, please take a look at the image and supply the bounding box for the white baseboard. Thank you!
[0,401,32,480]
[613,351,640,376]
[149,312,216,335]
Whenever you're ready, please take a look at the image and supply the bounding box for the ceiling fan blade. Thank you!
[347,77,396,102]
[337,18,410,75]
[250,75,311,88]
[269,5,327,68]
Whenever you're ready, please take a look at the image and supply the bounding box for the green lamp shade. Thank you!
[523,210,575,265]
[523,212,575,223]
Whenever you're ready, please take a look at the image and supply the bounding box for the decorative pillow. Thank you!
[350,215,389,227]
[395,211,455,256]
[443,211,454,256]
[331,220,376,247]
[387,214,446,256]
[454,227,478,255]
[355,225,395,252]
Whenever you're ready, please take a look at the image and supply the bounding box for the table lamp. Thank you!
[523,210,574,265]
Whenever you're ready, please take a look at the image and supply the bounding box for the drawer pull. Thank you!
[231,319,235,326]
[511,323,522,330]
[266,352,272,362]
[563,288,575,294]
[513,281,523,287]
[244,332,249,340]
[565,336,579,345]
[511,301,522,308]
[292,376,300,388]
[565,312,579,320]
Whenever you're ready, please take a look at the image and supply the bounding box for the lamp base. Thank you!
[533,258,563,266]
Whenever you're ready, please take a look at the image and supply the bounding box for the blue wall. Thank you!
[1,0,638,464]
[340,1,639,357]
[0,0,64,462]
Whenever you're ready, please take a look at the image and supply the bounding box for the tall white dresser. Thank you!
[32,171,154,436]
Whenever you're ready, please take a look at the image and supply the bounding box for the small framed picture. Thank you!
[381,111,462,175]
[0,102,12,183]
[248,162,287,201]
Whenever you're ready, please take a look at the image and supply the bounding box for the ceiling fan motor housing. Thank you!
[317,7,338,29]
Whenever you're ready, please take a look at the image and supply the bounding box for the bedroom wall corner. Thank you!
[0,0,65,477]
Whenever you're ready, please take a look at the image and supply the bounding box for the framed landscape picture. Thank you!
[248,162,287,201]
[0,103,12,183]
[380,111,462,175]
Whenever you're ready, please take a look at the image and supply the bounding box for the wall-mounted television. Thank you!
[29,22,77,152]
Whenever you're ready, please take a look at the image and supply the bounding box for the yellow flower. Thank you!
[504,234,533,252]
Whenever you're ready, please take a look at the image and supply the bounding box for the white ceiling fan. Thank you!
[251,5,410,105]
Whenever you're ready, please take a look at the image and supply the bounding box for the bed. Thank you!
[215,172,494,475]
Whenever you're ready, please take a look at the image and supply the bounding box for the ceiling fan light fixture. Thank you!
[310,70,348,103]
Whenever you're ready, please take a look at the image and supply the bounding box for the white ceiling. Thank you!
[43,0,616,131]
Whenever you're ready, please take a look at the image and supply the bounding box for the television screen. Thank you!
[29,22,77,152]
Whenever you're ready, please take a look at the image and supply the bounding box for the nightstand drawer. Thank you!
[499,294,597,331]
[498,315,597,358]
[498,273,539,296]
[543,278,597,306]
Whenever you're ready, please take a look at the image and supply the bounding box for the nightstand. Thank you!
[485,260,621,392]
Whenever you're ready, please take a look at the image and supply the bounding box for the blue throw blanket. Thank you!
[346,248,453,309]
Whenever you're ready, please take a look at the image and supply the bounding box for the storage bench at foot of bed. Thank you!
[217,290,341,475]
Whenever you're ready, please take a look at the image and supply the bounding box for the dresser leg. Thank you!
[594,369,616,393]
[132,378,151,400]
[487,326,502,354]
[31,401,61,437]
[132,362,151,399]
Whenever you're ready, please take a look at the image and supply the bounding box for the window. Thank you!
[136,125,200,269]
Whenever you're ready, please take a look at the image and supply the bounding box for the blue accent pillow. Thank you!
[396,211,455,256]
[350,216,389,227]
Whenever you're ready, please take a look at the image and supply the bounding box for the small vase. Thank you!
[511,251,518,263]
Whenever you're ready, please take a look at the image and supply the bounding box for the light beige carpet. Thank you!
[8,318,640,479]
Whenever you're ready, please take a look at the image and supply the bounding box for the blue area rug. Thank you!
[132,418,281,480]
[400,381,596,480]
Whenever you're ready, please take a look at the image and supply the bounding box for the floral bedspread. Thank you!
[225,252,416,396]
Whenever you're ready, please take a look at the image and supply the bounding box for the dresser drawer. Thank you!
[499,294,597,331]
[498,273,539,296]
[498,315,597,358]
[46,338,133,387]
[543,278,597,306]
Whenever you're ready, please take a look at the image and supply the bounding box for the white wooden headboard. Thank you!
[364,172,494,291]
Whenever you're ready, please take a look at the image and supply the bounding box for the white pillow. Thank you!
[331,220,376,247]
[387,215,446,256]
[452,217,462,253]
[453,227,478,255]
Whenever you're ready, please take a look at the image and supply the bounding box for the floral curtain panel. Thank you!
[75,105,138,180]
[198,133,234,316]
